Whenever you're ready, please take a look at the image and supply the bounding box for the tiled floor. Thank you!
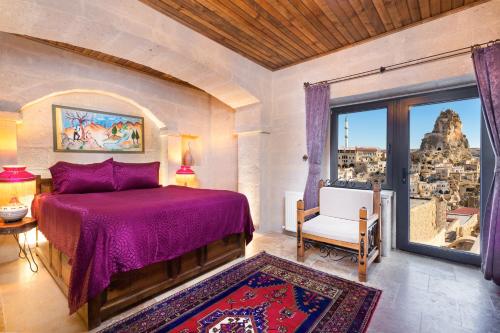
[0,232,498,332]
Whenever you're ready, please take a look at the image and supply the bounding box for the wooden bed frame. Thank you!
[34,177,246,330]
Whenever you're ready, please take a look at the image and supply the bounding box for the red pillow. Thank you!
[49,158,115,194]
[113,161,160,191]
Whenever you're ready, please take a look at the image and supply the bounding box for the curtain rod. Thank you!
[304,39,499,88]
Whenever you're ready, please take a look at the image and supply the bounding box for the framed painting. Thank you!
[52,105,144,153]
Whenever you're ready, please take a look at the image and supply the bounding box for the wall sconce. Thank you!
[175,165,195,187]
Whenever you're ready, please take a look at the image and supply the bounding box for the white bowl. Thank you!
[0,204,28,222]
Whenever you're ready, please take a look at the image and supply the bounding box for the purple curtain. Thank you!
[472,43,500,285]
[303,83,330,209]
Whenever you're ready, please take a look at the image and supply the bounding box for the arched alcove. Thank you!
[16,90,164,178]
[18,89,165,128]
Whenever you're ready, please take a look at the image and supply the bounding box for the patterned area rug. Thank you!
[101,252,381,333]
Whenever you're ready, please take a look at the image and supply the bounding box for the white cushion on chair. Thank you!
[302,215,378,244]
[319,187,373,221]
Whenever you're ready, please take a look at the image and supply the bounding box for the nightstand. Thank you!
[0,217,38,272]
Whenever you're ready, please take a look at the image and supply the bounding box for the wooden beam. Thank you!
[430,0,442,16]
[395,0,413,25]
[371,0,395,31]
[313,0,357,43]
[252,0,326,54]
[202,0,304,62]
[452,0,465,8]
[143,0,281,69]
[348,0,385,36]
[336,0,371,39]
[165,0,286,63]
[419,0,432,19]
[138,0,488,71]
[215,0,314,59]
[302,0,350,45]
[407,0,423,22]
[441,0,453,11]
[322,0,365,41]
[384,0,404,28]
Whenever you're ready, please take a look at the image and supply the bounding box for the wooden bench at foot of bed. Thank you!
[36,232,245,329]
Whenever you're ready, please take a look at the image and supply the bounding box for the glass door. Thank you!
[395,87,492,265]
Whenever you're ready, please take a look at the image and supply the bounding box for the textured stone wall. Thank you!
[410,199,437,243]
[0,33,237,191]
[0,115,17,166]
[208,98,238,191]
[0,0,271,110]
[234,102,272,230]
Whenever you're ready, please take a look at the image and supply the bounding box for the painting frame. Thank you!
[52,105,145,153]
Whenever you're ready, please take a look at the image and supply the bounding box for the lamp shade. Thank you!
[0,165,36,183]
[176,165,195,175]
[0,166,36,221]
[175,165,195,186]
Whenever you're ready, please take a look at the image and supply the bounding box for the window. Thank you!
[331,87,492,265]
[331,107,389,186]
[408,98,482,254]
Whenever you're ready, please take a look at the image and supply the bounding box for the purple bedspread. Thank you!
[32,185,254,313]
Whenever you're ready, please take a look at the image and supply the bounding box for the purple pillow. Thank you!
[113,161,160,191]
[49,158,115,194]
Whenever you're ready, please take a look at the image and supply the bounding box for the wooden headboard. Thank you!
[35,176,53,194]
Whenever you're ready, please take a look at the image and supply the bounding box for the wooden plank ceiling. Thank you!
[19,35,200,90]
[140,0,486,70]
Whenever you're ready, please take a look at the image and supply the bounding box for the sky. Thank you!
[337,98,481,150]
[410,98,481,149]
[338,108,387,149]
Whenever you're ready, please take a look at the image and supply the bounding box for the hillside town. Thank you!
[409,109,480,253]
[337,117,387,183]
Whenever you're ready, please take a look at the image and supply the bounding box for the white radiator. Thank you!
[381,190,396,256]
[284,191,303,232]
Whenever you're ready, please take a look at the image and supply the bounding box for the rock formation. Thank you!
[414,109,471,163]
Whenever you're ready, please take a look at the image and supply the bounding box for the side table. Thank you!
[0,217,38,272]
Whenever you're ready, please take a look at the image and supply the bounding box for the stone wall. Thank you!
[410,199,438,243]
[0,33,237,190]
[410,198,447,244]
[0,0,272,110]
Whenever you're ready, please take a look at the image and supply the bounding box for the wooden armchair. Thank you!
[297,181,381,282]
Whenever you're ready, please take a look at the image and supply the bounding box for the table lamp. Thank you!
[0,165,36,222]
[176,165,195,186]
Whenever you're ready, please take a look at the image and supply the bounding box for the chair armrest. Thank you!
[296,200,319,217]
[296,200,319,227]
[303,206,319,217]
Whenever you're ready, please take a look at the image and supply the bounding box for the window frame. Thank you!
[330,100,396,190]
[330,86,492,266]
[394,86,490,265]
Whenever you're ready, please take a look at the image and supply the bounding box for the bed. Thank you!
[32,177,254,329]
